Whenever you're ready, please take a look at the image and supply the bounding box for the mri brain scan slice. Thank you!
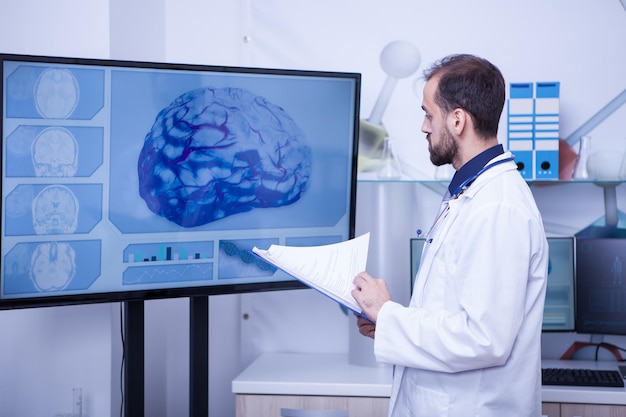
[34,68,79,119]
[29,241,76,292]
[31,126,79,177]
[32,184,79,235]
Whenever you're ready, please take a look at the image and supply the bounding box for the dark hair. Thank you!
[423,54,505,138]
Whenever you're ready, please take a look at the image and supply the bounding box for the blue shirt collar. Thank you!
[447,144,505,196]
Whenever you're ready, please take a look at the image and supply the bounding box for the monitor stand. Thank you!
[189,296,209,417]
[124,300,145,417]
[123,297,209,417]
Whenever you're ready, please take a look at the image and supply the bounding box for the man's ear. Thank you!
[448,108,468,135]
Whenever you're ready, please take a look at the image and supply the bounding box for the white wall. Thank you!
[0,0,110,59]
[0,304,114,417]
[1,1,625,417]
[0,3,115,417]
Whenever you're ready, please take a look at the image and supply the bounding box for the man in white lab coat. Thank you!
[352,54,549,417]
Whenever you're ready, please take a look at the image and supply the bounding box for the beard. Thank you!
[428,126,458,166]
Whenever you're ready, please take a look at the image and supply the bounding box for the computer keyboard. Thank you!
[542,367,624,387]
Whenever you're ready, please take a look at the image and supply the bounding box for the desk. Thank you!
[232,353,626,417]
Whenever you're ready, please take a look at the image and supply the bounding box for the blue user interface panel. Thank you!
[409,237,575,331]
[1,55,360,306]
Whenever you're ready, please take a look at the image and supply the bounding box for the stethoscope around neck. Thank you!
[450,156,515,198]
[418,156,515,242]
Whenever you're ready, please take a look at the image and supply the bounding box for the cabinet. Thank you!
[236,396,626,417]
[236,394,389,417]
[543,403,626,417]
[542,402,561,417]
[560,404,626,417]
[235,397,626,417]
[236,397,626,417]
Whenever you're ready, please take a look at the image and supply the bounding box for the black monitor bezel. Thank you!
[0,53,361,310]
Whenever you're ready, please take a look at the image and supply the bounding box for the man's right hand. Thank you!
[356,315,376,339]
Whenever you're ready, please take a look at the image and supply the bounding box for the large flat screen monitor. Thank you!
[575,237,626,335]
[0,53,361,309]
[409,236,576,331]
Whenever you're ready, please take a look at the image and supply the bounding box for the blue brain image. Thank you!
[138,87,311,227]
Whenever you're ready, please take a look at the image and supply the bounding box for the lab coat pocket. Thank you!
[411,384,450,417]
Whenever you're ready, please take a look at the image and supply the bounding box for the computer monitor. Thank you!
[409,236,576,331]
[0,53,361,309]
[543,237,576,331]
[575,237,626,335]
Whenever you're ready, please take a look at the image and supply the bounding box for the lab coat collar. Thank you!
[447,144,505,196]
[426,151,517,256]
[459,152,518,199]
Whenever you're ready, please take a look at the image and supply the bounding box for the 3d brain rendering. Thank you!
[138,87,311,227]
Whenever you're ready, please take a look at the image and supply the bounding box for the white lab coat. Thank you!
[374,152,549,417]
